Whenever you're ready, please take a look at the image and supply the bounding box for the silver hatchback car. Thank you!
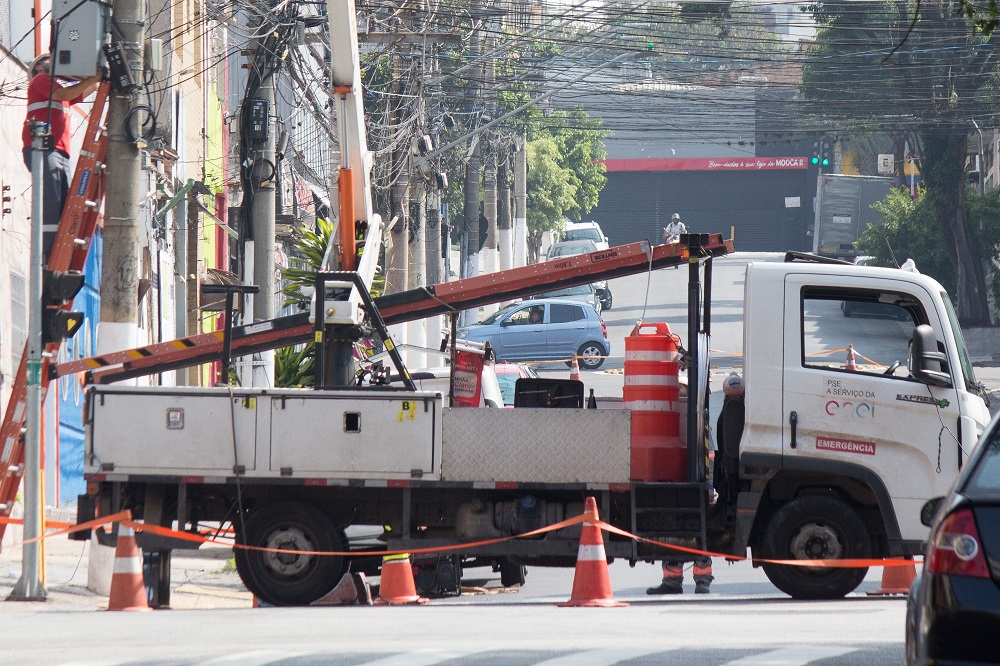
[457,298,609,369]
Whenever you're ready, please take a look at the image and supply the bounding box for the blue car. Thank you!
[457,299,609,369]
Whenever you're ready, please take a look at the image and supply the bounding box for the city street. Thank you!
[0,253,914,666]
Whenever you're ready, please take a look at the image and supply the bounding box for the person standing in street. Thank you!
[647,557,714,594]
[662,212,687,243]
[22,53,102,258]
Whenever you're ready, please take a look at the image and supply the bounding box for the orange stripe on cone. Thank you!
[107,518,151,612]
[867,561,917,596]
[559,497,627,608]
[569,355,581,382]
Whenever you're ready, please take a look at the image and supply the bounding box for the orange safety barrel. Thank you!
[623,323,686,481]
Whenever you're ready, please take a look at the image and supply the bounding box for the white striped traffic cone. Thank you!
[569,355,581,382]
[107,521,151,612]
[559,497,627,607]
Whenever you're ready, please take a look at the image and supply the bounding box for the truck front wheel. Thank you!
[760,495,870,600]
[234,501,346,606]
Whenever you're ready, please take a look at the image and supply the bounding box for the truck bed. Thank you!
[85,386,632,485]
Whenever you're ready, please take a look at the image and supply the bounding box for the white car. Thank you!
[562,221,609,251]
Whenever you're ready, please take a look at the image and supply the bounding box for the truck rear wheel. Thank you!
[760,495,870,600]
[234,501,346,606]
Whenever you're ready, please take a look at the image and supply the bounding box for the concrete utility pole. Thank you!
[498,160,512,271]
[513,133,527,267]
[384,49,409,299]
[481,150,498,315]
[406,179,427,366]
[461,140,481,326]
[100,0,145,356]
[249,29,276,387]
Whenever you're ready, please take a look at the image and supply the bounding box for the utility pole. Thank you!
[498,159,512,271]
[513,133,527,267]
[480,23,498,313]
[461,4,484,325]
[406,178,427,366]
[100,0,144,357]
[250,42,277,386]
[384,48,409,300]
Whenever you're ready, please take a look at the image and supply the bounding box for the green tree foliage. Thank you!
[541,109,609,220]
[860,186,1000,319]
[802,1,1000,324]
[526,136,578,261]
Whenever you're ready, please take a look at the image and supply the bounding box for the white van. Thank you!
[562,221,609,251]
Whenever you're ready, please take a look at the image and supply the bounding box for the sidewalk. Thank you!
[0,510,249,611]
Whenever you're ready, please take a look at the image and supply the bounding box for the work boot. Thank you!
[694,580,711,594]
[646,582,683,595]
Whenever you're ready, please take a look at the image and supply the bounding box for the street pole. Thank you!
[9,123,49,601]
[513,133,527,267]
[101,0,144,357]
[250,52,276,387]
[498,160,513,271]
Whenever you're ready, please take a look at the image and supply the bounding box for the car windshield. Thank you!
[940,292,978,391]
[565,228,602,243]
[549,242,596,257]
[478,302,521,325]
[535,285,592,298]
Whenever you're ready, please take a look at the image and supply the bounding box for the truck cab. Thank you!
[720,257,990,599]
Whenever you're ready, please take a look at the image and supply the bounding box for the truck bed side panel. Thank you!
[441,408,631,483]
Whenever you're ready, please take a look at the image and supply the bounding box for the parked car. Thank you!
[492,362,539,406]
[527,283,602,314]
[457,298,609,369]
[562,221,609,251]
[545,240,613,311]
[905,414,1000,665]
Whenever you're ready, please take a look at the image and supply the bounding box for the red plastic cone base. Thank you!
[867,563,917,596]
[558,497,627,608]
[107,526,151,612]
[374,558,427,605]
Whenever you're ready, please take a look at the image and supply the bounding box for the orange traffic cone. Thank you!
[845,345,858,371]
[867,561,917,596]
[569,355,581,381]
[374,554,427,605]
[107,521,151,612]
[559,497,627,607]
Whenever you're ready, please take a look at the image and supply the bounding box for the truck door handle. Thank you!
[789,411,798,449]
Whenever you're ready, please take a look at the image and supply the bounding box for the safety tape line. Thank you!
[805,346,887,368]
[7,507,919,570]
[0,516,77,530]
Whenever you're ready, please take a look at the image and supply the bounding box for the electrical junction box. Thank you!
[247,99,269,140]
[53,0,109,78]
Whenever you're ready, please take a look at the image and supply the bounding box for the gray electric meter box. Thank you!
[53,0,110,78]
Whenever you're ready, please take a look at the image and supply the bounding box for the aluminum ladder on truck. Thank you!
[0,82,112,544]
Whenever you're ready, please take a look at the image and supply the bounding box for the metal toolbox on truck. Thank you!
[86,386,443,480]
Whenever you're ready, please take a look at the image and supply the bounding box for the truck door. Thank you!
[781,274,962,540]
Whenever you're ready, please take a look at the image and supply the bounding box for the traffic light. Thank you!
[42,270,85,344]
[811,139,831,168]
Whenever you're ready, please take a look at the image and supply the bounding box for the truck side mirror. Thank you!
[910,325,952,388]
[920,496,944,527]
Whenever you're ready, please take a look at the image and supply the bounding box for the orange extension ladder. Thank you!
[0,82,111,544]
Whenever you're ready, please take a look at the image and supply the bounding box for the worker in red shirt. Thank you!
[21,53,102,258]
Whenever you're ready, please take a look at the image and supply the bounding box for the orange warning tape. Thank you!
[0,516,78,530]
[10,506,918,570]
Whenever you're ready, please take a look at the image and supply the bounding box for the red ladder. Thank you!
[0,82,111,543]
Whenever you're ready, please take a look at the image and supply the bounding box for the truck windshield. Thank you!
[940,293,978,390]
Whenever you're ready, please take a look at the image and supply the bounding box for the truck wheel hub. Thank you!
[791,524,842,560]
[263,527,313,576]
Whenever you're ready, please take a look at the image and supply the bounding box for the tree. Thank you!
[542,108,608,220]
[525,136,578,261]
[802,1,1000,324]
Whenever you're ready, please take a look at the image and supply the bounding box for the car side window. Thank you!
[506,308,533,326]
[551,303,585,323]
[800,287,924,379]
